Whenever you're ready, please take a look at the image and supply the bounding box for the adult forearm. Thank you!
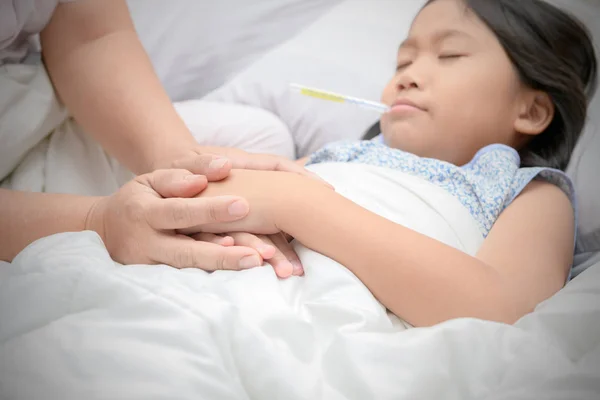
[278,187,518,326]
[0,189,100,262]
[41,0,196,175]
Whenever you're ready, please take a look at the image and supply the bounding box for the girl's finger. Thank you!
[269,233,304,276]
[228,232,277,260]
[230,233,294,278]
[191,232,235,247]
[229,153,334,189]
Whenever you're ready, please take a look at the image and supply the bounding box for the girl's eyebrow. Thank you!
[399,29,474,51]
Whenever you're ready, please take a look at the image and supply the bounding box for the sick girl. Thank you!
[90,0,598,327]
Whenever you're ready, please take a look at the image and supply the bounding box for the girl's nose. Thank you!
[397,77,419,91]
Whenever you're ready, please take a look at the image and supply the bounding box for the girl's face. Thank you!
[380,0,528,165]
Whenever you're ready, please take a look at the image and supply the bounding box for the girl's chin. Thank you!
[382,124,422,141]
[381,127,433,155]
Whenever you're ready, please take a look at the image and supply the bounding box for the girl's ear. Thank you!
[514,91,554,136]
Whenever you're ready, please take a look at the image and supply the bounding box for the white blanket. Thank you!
[2,160,600,399]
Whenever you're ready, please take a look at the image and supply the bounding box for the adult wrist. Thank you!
[139,131,199,174]
[83,196,108,243]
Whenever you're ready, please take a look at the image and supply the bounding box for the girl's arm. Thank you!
[280,179,573,326]
[198,170,575,326]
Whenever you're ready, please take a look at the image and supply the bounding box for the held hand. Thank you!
[178,169,308,236]
[230,232,304,278]
[85,169,267,271]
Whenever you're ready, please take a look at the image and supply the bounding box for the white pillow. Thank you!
[174,100,294,159]
[205,0,424,157]
[126,0,341,101]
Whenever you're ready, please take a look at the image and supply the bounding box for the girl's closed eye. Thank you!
[396,61,412,72]
[438,53,467,60]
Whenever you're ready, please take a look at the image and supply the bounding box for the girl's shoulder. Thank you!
[465,144,576,215]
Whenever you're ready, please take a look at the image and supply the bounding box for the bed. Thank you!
[1,1,599,399]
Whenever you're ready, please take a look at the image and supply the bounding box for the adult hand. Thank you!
[85,168,267,271]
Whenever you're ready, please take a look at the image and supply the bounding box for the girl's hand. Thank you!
[193,232,304,278]
[86,169,268,271]
[179,169,316,237]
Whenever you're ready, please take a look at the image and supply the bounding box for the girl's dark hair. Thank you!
[366,0,598,170]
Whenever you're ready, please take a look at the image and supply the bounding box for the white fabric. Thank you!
[175,100,294,160]
[127,0,341,101]
[206,0,600,252]
[1,162,600,399]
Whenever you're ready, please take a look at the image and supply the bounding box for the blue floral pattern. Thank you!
[307,138,576,238]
